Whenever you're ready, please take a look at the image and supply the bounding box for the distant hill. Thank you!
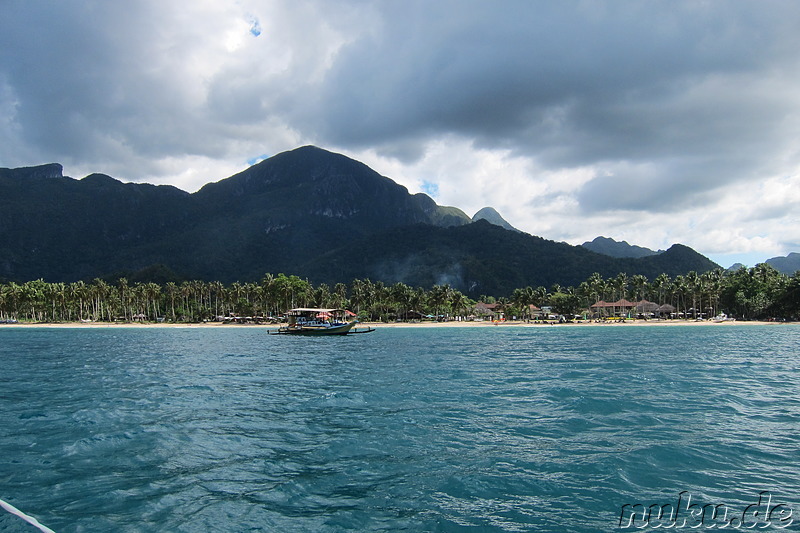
[304,221,720,297]
[0,146,720,295]
[581,236,663,258]
[765,253,800,275]
[471,207,520,232]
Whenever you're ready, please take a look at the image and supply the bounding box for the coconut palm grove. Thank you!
[1,265,798,324]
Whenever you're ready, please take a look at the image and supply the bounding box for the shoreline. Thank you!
[0,319,792,329]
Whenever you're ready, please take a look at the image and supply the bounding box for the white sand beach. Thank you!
[0,319,790,329]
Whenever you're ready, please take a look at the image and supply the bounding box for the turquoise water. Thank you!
[1,325,799,532]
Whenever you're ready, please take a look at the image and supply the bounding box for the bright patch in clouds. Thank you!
[2,1,800,267]
[247,154,270,166]
[420,180,439,199]
[249,16,262,37]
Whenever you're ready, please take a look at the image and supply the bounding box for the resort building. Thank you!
[590,299,675,319]
[590,299,638,318]
[474,302,504,321]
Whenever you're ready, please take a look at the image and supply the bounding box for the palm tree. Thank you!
[410,287,426,317]
[117,278,130,321]
[261,274,282,317]
[702,269,724,317]
[511,287,527,320]
[91,278,111,321]
[179,281,194,321]
[509,286,536,320]
[572,281,592,315]
[390,282,413,320]
[145,282,162,320]
[652,273,670,305]
[6,281,22,319]
[685,271,700,318]
[289,276,312,308]
[209,280,225,318]
[586,273,604,302]
[449,290,471,320]
[631,274,648,302]
[672,275,687,318]
[613,273,628,302]
[165,282,178,321]
[312,283,332,308]
[428,284,454,320]
[0,285,7,320]
[332,283,348,309]
[69,280,89,321]
[22,279,50,321]
[46,282,67,321]
[360,280,388,321]
[349,278,368,315]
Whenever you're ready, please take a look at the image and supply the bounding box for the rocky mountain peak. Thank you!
[472,207,520,232]
[0,163,63,180]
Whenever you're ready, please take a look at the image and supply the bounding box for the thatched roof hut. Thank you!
[635,300,659,313]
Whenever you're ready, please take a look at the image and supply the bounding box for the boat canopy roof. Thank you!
[287,308,344,315]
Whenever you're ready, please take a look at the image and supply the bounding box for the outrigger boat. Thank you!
[269,308,375,336]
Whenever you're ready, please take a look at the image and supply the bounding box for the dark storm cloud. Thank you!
[1,0,799,232]
[0,1,238,174]
[305,1,800,211]
[2,3,153,156]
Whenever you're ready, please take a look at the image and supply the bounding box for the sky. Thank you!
[2,1,799,268]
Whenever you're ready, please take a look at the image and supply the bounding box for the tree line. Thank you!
[0,265,798,323]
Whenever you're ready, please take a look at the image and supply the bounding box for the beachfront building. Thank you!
[474,302,504,321]
[527,304,543,319]
[634,300,659,318]
[590,299,638,318]
[397,310,426,321]
[591,299,677,319]
[656,304,676,318]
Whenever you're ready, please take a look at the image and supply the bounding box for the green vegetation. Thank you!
[1,150,719,294]
[2,265,797,323]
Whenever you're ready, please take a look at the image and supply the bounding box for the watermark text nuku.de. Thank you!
[618,490,793,529]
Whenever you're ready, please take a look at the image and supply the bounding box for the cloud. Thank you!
[1,1,799,264]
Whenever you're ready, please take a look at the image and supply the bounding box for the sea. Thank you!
[1,325,799,532]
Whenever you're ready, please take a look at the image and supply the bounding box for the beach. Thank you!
[0,319,789,329]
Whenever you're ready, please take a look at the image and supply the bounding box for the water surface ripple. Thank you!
[1,325,799,531]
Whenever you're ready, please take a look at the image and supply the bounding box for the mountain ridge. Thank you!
[0,146,720,295]
[581,236,664,258]
[765,252,800,275]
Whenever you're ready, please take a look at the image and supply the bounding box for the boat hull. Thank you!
[272,320,373,336]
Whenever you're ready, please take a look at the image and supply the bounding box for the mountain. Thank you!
[303,221,719,297]
[0,163,192,281]
[765,253,800,275]
[581,236,663,258]
[0,146,469,282]
[471,207,520,232]
[0,146,720,295]
[193,146,471,231]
